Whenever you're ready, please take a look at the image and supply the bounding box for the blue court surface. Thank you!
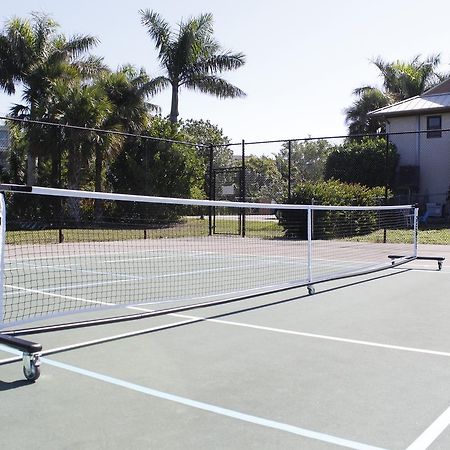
[1,244,450,449]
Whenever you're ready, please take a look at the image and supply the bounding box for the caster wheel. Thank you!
[23,363,40,382]
[23,354,41,382]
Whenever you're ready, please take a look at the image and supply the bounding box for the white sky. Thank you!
[1,0,450,152]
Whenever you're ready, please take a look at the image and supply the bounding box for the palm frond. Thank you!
[30,12,58,56]
[352,85,376,97]
[63,34,100,59]
[142,76,170,96]
[184,74,246,98]
[9,102,30,118]
[190,52,246,75]
[139,9,171,60]
[74,55,108,77]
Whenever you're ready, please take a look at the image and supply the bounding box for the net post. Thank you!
[208,144,214,236]
[0,192,5,325]
[413,205,419,257]
[307,206,313,284]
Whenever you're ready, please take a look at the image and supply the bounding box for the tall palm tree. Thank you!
[0,13,103,184]
[48,80,110,187]
[47,79,112,221]
[95,65,161,201]
[140,10,246,123]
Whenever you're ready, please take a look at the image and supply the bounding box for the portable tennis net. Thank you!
[0,184,420,380]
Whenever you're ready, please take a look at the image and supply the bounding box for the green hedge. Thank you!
[279,180,387,239]
[324,137,398,187]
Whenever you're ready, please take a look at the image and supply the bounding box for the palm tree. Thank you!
[140,10,246,123]
[90,65,162,218]
[47,79,112,221]
[98,65,159,133]
[345,87,390,136]
[50,80,109,186]
[345,54,448,136]
[372,54,445,102]
[0,13,103,184]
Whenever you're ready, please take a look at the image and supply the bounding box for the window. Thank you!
[427,115,442,138]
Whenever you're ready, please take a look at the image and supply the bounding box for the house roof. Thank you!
[369,78,450,117]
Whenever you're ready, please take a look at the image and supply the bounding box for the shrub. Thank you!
[279,180,387,239]
[324,137,398,188]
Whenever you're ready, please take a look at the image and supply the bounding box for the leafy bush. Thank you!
[279,180,387,239]
[324,137,398,188]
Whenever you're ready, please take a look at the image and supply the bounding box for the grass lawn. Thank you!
[416,224,450,245]
[347,224,450,245]
[6,216,284,244]
[6,217,449,245]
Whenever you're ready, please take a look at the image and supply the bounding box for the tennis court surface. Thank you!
[1,186,450,449]
[0,249,449,449]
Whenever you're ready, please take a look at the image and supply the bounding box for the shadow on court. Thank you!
[0,378,34,391]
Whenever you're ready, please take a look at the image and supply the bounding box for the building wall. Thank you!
[387,116,418,165]
[387,114,450,207]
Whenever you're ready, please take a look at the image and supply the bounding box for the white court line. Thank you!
[4,263,264,296]
[5,258,308,298]
[4,284,116,306]
[0,345,386,450]
[406,405,450,449]
[127,306,450,359]
[103,255,169,263]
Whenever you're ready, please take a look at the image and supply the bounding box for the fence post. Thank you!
[383,133,389,243]
[0,193,6,325]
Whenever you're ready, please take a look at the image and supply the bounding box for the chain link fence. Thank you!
[208,131,449,243]
[209,132,449,211]
[0,118,448,244]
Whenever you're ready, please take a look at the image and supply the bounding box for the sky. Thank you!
[1,0,450,154]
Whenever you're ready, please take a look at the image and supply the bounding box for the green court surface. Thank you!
[1,235,416,326]
[1,245,449,449]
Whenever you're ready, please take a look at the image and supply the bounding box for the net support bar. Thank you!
[413,207,419,258]
[307,207,313,284]
[0,193,5,326]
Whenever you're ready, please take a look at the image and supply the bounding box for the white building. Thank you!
[369,79,450,216]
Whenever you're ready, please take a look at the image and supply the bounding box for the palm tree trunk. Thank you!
[67,146,82,223]
[26,153,37,186]
[94,145,104,221]
[169,83,179,123]
[50,147,61,188]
